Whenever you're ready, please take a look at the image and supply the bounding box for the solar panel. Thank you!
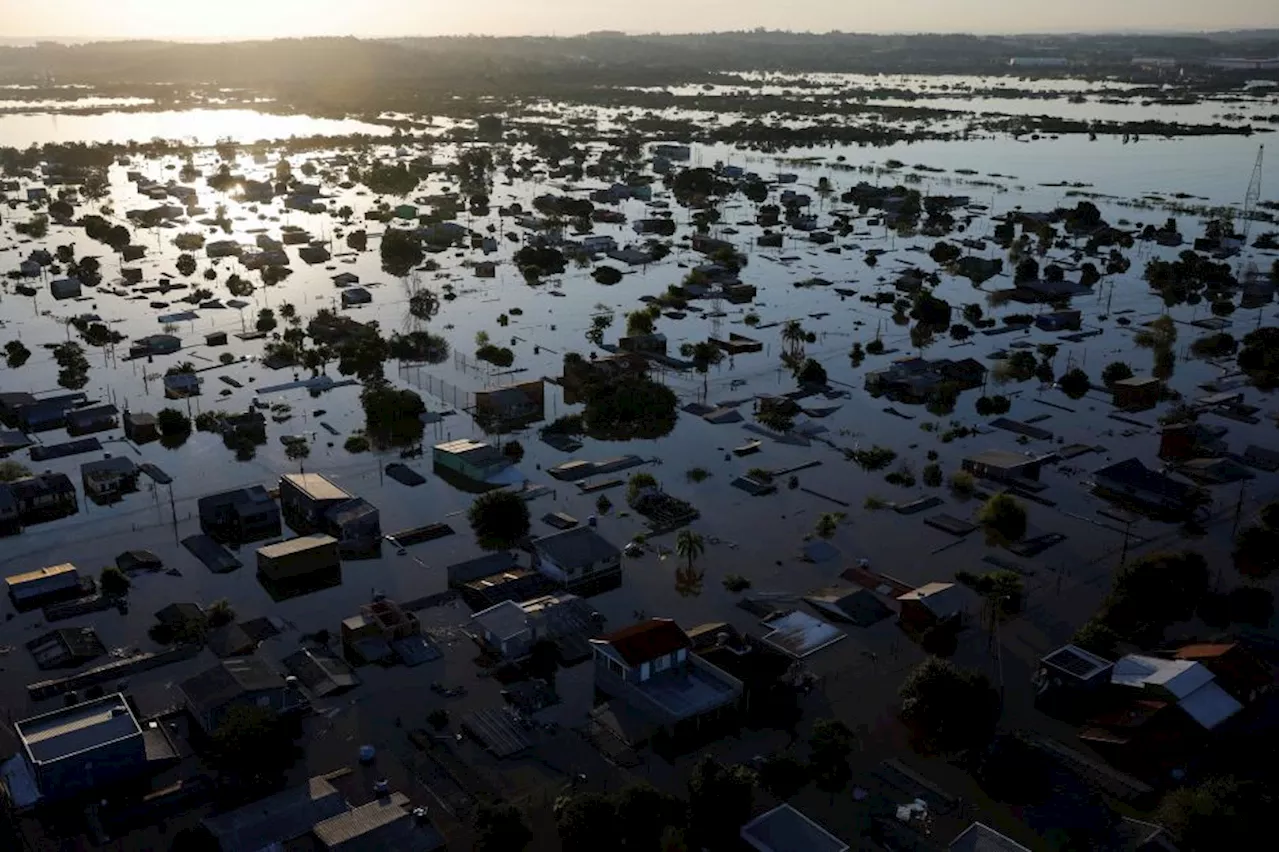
[1044,646,1106,678]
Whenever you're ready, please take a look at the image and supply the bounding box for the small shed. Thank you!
[256,534,341,584]
[50,278,82,300]
[340,287,372,308]
[123,411,159,443]
[897,582,968,631]
[205,331,228,347]
[1112,376,1161,412]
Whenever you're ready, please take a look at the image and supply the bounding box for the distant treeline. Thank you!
[0,32,1275,95]
[0,32,1273,131]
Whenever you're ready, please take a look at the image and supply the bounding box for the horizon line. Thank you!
[2,26,1276,45]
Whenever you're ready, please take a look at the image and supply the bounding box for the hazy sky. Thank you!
[1,0,1276,40]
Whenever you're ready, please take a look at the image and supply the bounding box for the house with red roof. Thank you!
[590,618,743,746]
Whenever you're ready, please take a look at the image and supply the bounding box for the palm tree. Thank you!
[814,512,845,540]
[675,529,705,574]
[781,320,806,357]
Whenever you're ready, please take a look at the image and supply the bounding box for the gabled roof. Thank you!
[740,803,849,852]
[596,618,691,666]
[897,582,967,617]
[1175,643,1236,661]
[203,775,347,852]
[1093,458,1194,502]
[180,656,283,715]
[471,600,531,642]
[949,822,1033,852]
[532,525,621,569]
[1112,655,1214,698]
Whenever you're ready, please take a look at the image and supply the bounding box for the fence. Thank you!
[397,362,475,411]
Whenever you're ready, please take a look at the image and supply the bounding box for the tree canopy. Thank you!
[900,657,1000,753]
[468,489,532,551]
[978,493,1027,546]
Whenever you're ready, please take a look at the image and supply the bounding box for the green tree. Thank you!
[176,253,197,277]
[625,309,655,336]
[813,512,844,540]
[978,493,1027,546]
[208,705,299,790]
[468,489,531,551]
[1101,361,1134,385]
[473,803,533,852]
[1057,367,1092,399]
[615,783,687,849]
[1155,777,1274,852]
[0,460,32,482]
[99,565,131,597]
[900,658,1000,753]
[675,528,705,574]
[756,753,809,800]
[555,793,616,852]
[206,598,236,627]
[808,719,854,797]
[687,757,755,851]
[795,357,828,386]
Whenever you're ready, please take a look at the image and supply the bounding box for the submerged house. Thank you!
[469,593,595,661]
[530,526,623,597]
[1092,458,1199,516]
[179,656,300,735]
[864,357,987,403]
[279,473,352,535]
[197,485,281,543]
[473,380,545,430]
[4,693,176,809]
[590,618,743,746]
[80,456,140,502]
[433,439,513,484]
[2,473,78,524]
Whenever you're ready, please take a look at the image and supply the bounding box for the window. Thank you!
[653,654,670,673]
[639,662,651,681]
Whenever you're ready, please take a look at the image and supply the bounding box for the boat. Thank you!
[732,439,762,457]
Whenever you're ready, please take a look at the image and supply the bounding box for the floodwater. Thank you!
[0,93,1276,719]
[0,108,394,148]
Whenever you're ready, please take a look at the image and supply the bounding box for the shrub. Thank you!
[864,495,888,510]
[922,463,943,487]
[978,493,1027,545]
[99,565,130,597]
[686,467,710,483]
[344,434,370,453]
[722,574,751,592]
[949,471,976,496]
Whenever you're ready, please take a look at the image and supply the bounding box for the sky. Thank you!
[0,0,1275,41]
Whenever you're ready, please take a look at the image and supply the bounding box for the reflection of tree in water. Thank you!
[674,564,705,598]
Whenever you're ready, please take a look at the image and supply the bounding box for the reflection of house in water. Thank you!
[473,379,545,431]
